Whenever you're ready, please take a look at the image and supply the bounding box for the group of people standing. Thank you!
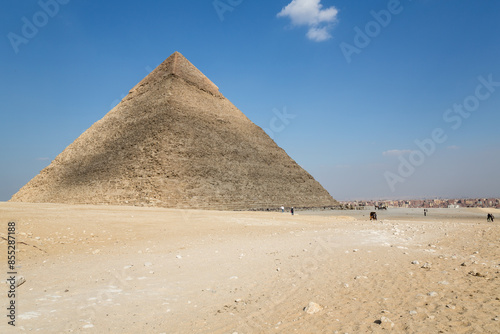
[281,206,294,215]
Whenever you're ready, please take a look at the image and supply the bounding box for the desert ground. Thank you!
[1,203,499,333]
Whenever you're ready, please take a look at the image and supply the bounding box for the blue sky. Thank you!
[1,0,499,201]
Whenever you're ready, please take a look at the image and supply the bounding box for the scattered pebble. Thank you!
[374,316,394,328]
[421,262,432,269]
[304,302,322,314]
[411,260,420,265]
[468,271,485,277]
[427,291,438,297]
[16,276,26,287]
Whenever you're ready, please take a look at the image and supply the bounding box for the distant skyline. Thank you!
[1,0,500,202]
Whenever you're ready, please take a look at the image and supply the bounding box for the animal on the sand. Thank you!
[370,212,377,220]
[487,213,494,222]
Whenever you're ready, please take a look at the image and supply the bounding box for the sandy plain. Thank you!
[0,203,499,333]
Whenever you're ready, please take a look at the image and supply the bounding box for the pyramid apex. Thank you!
[133,51,221,97]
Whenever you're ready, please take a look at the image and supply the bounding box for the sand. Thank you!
[1,203,499,333]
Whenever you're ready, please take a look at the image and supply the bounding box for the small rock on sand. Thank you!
[468,270,485,277]
[374,316,394,328]
[16,276,26,287]
[354,275,368,280]
[421,262,432,269]
[304,302,322,314]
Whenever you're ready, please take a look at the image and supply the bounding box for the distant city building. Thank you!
[340,198,499,209]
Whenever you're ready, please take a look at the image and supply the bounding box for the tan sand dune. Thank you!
[1,203,499,333]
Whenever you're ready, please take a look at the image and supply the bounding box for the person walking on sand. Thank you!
[281,206,284,213]
[291,207,294,215]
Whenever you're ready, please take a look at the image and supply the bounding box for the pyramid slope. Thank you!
[11,52,337,210]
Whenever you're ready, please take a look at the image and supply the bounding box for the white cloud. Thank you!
[306,26,331,42]
[277,0,339,42]
[382,149,413,157]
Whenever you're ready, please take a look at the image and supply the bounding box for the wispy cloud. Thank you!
[447,145,460,150]
[277,0,339,42]
[382,149,413,157]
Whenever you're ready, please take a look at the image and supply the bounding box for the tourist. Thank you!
[291,207,294,215]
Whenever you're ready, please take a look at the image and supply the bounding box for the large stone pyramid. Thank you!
[11,52,337,210]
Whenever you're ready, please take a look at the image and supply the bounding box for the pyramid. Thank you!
[11,52,337,210]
